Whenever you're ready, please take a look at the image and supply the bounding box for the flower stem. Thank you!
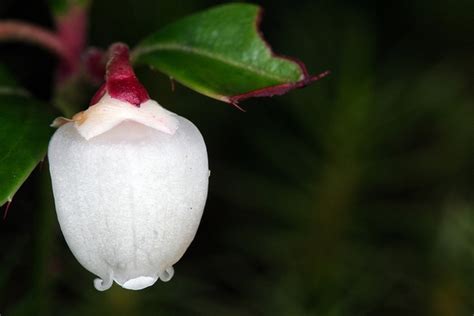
[0,20,73,66]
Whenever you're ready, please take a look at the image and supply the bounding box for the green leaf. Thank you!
[133,3,328,104]
[48,0,91,16]
[0,68,55,206]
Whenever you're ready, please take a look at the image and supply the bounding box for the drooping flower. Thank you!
[48,43,209,291]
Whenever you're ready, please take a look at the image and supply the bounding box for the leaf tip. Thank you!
[309,70,331,83]
[226,70,330,104]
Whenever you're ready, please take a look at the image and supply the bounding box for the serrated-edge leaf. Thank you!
[137,42,297,83]
[133,3,328,104]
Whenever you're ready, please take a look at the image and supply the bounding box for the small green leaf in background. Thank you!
[133,3,327,104]
[48,0,91,16]
[0,66,55,206]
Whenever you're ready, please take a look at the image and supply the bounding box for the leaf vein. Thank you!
[135,43,294,82]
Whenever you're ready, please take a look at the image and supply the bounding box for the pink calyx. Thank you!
[91,43,149,106]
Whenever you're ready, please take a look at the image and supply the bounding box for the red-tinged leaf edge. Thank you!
[227,70,331,105]
[224,7,330,105]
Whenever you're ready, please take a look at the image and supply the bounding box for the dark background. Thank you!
[1,0,473,315]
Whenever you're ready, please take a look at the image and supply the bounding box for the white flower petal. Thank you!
[48,115,208,291]
[73,93,179,140]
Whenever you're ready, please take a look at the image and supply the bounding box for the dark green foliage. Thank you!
[48,0,90,16]
[0,67,55,205]
[0,0,473,315]
[134,4,308,102]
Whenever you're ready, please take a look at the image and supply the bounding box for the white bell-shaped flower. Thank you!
[48,43,209,291]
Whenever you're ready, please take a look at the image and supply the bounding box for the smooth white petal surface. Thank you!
[48,116,209,291]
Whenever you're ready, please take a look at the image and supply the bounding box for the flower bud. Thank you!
[48,43,209,291]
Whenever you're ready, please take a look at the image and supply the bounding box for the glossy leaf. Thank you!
[0,68,55,206]
[133,3,328,104]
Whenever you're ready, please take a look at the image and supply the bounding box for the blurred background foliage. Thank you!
[0,0,473,315]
